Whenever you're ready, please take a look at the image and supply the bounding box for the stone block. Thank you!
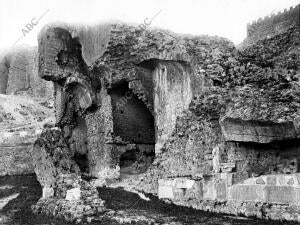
[216,181,227,200]
[219,163,236,173]
[42,187,54,199]
[266,175,277,185]
[220,173,233,186]
[294,174,300,185]
[175,179,195,189]
[203,179,217,200]
[287,178,295,185]
[277,175,287,186]
[294,188,300,205]
[66,188,81,201]
[220,117,297,143]
[173,188,186,200]
[265,186,295,204]
[158,185,174,199]
[158,179,174,186]
[228,184,265,202]
[243,177,257,185]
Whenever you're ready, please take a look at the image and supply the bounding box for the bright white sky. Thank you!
[0,0,299,49]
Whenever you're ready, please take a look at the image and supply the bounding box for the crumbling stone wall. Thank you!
[32,127,80,189]
[226,141,300,180]
[0,47,53,97]
[6,48,30,94]
[245,4,300,46]
[35,19,300,222]
[37,22,193,180]
[0,53,10,94]
[111,83,155,144]
[37,21,238,185]
[138,22,300,212]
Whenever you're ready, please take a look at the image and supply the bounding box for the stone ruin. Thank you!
[31,4,300,222]
[0,46,53,97]
[0,47,54,176]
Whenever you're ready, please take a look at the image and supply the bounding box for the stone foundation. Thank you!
[158,174,300,222]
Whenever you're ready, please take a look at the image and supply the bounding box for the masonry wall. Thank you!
[70,116,88,155]
[136,65,155,107]
[38,27,79,82]
[0,47,53,97]
[246,4,300,44]
[0,55,10,94]
[6,49,29,94]
[27,48,53,98]
[111,83,155,144]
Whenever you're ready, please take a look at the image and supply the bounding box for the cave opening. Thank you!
[74,151,89,173]
[110,82,155,176]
